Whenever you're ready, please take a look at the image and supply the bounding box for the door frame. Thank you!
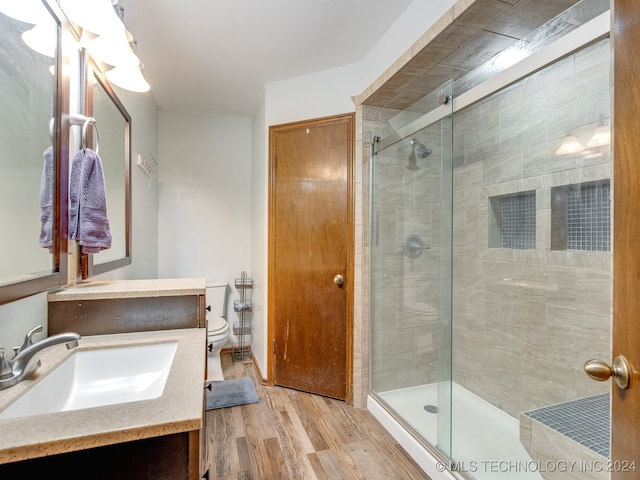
[612,0,640,474]
[266,113,355,403]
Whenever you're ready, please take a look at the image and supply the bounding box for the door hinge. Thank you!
[273,339,276,353]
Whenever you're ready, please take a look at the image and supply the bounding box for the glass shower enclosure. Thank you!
[370,79,455,459]
[368,2,612,478]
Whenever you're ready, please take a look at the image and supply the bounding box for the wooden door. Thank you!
[268,114,354,401]
[611,1,640,476]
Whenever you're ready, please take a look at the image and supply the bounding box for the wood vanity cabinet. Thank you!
[36,280,209,479]
[0,431,203,480]
[47,279,207,335]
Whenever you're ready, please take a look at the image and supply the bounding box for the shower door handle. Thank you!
[333,274,344,286]
[584,355,631,389]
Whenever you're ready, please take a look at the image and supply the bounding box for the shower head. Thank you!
[410,138,432,159]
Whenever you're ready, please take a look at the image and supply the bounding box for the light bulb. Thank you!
[586,124,611,147]
[86,27,138,67]
[0,0,49,24]
[555,135,584,155]
[59,0,122,36]
[22,19,57,57]
[106,62,150,92]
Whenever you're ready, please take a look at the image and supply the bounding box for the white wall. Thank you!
[264,63,362,127]
[157,110,252,317]
[250,99,268,376]
[94,86,160,281]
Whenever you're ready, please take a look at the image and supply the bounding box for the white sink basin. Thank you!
[0,342,178,420]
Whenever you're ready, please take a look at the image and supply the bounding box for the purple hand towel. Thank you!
[39,146,54,252]
[69,148,112,254]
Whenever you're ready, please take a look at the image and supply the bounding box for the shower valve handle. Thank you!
[584,355,631,390]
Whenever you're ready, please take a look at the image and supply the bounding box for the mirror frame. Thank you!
[0,0,69,305]
[79,55,132,279]
[0,0,134,302]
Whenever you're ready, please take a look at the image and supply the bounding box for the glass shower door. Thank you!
[369,79,454,460]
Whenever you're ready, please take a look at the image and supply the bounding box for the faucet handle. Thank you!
[0,349,12,378]
[16,325,44,356]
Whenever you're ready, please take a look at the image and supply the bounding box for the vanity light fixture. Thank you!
[587,115,611,147]
[84,27,139,67]
[1,0,56,58]
[60,0,151,93]
[58,0,123,36]
[556,114,611,155]
[0,0,48,24]
[555,134,584,155]
[105,62,150,92]
[22,16,57,58]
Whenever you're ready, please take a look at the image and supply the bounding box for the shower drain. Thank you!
[424,404,439,414]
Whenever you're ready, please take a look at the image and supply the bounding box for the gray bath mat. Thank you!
[206,377,259,410]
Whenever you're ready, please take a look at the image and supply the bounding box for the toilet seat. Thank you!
[208,316,229,336]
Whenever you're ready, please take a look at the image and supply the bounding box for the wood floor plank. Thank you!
[307,452,331,480]
[275,409,319,479]
[263,437,290,479]
[347,407,432,479]
[290,393,331,452]
[316,450,351,480]
[206,353,432,480]
[281,404,316,455]
[311,394,365,445]
[241,410,275,480]
[236,436,255,479]
[297,392,363,479]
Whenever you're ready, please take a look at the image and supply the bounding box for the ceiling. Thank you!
[117,0,414,118]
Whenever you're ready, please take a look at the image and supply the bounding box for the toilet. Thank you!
[206,282,232,381]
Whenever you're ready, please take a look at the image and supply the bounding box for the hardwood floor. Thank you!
[205,353,433,480]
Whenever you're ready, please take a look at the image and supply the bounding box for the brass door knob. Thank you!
[584,355,631,390]
[333,274,344,285]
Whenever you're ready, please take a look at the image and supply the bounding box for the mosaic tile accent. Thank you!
[567,182,611,251]
[501,193,536,249]
[524,394,610,458]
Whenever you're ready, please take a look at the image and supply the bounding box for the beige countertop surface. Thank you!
[0,328,206,464]
[47,278,207,301]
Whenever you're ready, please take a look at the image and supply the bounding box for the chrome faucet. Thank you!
[0,325,81,390]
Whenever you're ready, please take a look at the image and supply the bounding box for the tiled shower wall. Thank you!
[452,38,611,416]
[367,37,611,417]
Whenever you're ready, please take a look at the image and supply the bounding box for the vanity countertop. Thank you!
[47,278,207,301]
[0,328,206,464]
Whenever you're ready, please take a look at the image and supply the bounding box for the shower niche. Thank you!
[551,180,611,252]
[487,179,611,254]
[489,192,537,250]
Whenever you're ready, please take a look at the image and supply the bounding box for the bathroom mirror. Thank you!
[82,63,131,276]
[0,4,65,304]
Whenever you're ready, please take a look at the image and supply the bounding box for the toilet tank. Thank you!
[206,281,229,319]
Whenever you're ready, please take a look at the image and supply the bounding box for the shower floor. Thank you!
[379,382,542,480]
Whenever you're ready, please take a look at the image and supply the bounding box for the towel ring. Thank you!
[69,113,99,154]
[81,117,99,154]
